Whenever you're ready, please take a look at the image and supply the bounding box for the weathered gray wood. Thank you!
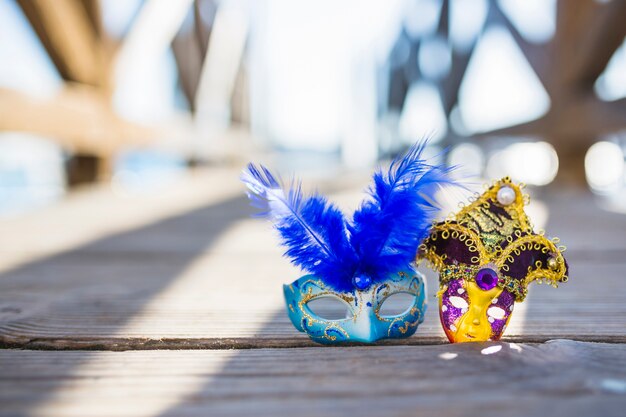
[0,175,624,350]
[0,256,624,349]
[1,340,625,417]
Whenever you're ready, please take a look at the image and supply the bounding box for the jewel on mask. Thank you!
[418,177,569,344]
[475,268,498,290]
[496,185,516,205]
[547,256,558,270]
[242,140,456,344]
[352,274,372,290]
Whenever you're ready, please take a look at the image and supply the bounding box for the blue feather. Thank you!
[241,140,456,292]
[348,141,454,283]
[241,163,359,292]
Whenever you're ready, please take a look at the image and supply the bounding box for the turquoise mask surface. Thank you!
[284,266,427,344]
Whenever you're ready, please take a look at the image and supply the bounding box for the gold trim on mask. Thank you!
[418,177,568,301]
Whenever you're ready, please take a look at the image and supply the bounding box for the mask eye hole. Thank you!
[449,296,469,309]
[306,296,353,320]
[487,306,506,320]
[378,292,416,317]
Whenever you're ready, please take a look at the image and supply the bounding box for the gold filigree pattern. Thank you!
[297,279,359,328]
[323,325,350,341]
[374,273,422,322]
[418,177,568,301]
[387,317,420,337]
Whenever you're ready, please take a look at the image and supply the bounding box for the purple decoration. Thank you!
[440,279,467,331]
[488,290,515,337]
[504,244,541,279]
[431,224,479,265]
[440,275,516,341]
[475,268,498,291]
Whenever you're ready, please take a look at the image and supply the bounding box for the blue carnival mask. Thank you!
[284,266,427,344]
[242,141,454,344]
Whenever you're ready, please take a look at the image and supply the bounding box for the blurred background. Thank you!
[0,0,626,216]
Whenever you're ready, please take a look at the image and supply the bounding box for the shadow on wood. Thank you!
[0,194,249,409]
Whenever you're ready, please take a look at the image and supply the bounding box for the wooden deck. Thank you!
[1,167,625,417]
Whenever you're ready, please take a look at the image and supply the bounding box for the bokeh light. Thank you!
[497,0,556,44]
[398,82,448,144]
[585,141,625,193]
[458,26,551,133]
[486,141,559,186]
[448,142,485,179]
[595,38,626,102]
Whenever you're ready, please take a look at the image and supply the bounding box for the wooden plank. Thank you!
[0,167,243,272]
[0,257,623,349]
[1,340,626,417]
[0,175,624,349]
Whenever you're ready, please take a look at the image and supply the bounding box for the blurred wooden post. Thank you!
[15,0,108,184]
[65,154,101,186]
[11,0,198,185]
[551,140,588,186]
[477,0,626,184]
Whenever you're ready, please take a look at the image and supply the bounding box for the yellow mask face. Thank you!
[440,280,511,342]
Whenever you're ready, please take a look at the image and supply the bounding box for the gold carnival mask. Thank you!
[418,177,569,343]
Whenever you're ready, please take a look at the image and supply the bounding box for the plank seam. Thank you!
[1,335,625,351]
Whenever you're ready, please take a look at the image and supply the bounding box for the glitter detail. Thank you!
[488,290,514,338]
[440,280,467,333]
[418,177,568,302]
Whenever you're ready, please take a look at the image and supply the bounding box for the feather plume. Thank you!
[241,163,359,291]
[348,141,454,283]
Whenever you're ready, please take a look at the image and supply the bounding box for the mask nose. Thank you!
[472,318,480,326]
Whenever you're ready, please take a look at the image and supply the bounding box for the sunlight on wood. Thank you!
[0,169,241,274]
[30,350,237,417]
[120,219,291,338]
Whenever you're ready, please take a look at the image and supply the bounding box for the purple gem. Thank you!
[475,268,498,291]
[353,274,372,290]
